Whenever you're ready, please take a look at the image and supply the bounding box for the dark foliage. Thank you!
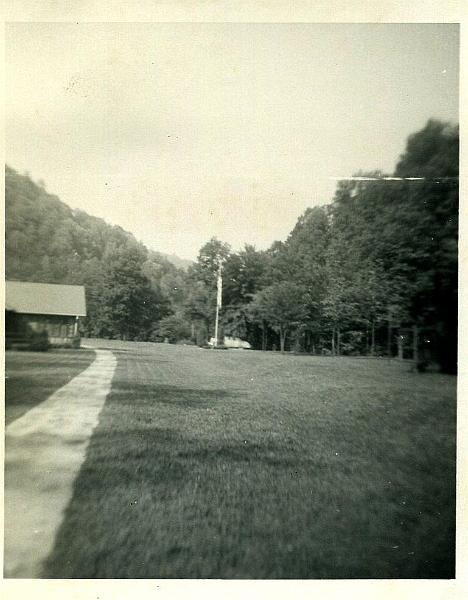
[5,309,50,351]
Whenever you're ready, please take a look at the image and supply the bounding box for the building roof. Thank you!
[6,281,87,317]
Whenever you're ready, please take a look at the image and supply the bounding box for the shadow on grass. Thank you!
[100,381,329,468]
[5,350,96,425]
[108,381,245,409]
[41,380,456,579]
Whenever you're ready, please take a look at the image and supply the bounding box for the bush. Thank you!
[153,314,192,344]
[5,310,50,351]
[29,330,50,351]
[176,338,196,345]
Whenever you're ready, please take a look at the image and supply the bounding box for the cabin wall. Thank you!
[22,314,80,347]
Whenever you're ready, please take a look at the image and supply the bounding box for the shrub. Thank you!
[29,330,50,351]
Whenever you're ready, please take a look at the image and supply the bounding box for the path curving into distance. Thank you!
[4,349,117,578]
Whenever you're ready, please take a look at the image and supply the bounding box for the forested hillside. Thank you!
[5,119,458,371]
[5,165,185,340]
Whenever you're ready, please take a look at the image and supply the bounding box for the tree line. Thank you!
[5,119,458,372]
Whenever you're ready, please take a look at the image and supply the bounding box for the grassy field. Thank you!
[10,341,456,578]
[5,349,96,426]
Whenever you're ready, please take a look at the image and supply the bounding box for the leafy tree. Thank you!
[283,206,330,351]
[190,237,231,287]
[250,282,309,352]
[93,242,168,340]
[183,280,215,344]
[220,245,270,346]
[142,251,188,313]
[395,120,458,372]
[183,238,231,344]
[353,260,389,355]
[155,313,192,343]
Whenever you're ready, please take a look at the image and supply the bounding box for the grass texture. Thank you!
[5,349,96,426]
[37,341,455,578]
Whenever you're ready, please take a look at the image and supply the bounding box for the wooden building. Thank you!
[6,281,87,348]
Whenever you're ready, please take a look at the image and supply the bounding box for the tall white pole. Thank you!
[214,259,222,348]
[214,304,219,348]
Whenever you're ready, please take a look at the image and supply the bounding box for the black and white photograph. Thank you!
[2,1,463,593]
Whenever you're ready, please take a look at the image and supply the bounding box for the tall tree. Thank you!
[94,242,167,340]
[250,282,309,352]
[395,120,458,372]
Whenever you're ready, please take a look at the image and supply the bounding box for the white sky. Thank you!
[6,23,459,260]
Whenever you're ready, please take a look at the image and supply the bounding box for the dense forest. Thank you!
[5,119,458,372]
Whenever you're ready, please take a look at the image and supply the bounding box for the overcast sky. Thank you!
[6,23,459,260]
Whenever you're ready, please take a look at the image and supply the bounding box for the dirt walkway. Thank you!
[4,349,117,578]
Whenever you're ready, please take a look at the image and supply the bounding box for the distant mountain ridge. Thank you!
[156,252,192,271]
[5,164,192,280]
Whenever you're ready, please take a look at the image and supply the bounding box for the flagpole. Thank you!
[214,259,222,348]
[214,303,219,348]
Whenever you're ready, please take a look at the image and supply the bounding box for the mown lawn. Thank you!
[42,341,456,578]
[5,349,96,426]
